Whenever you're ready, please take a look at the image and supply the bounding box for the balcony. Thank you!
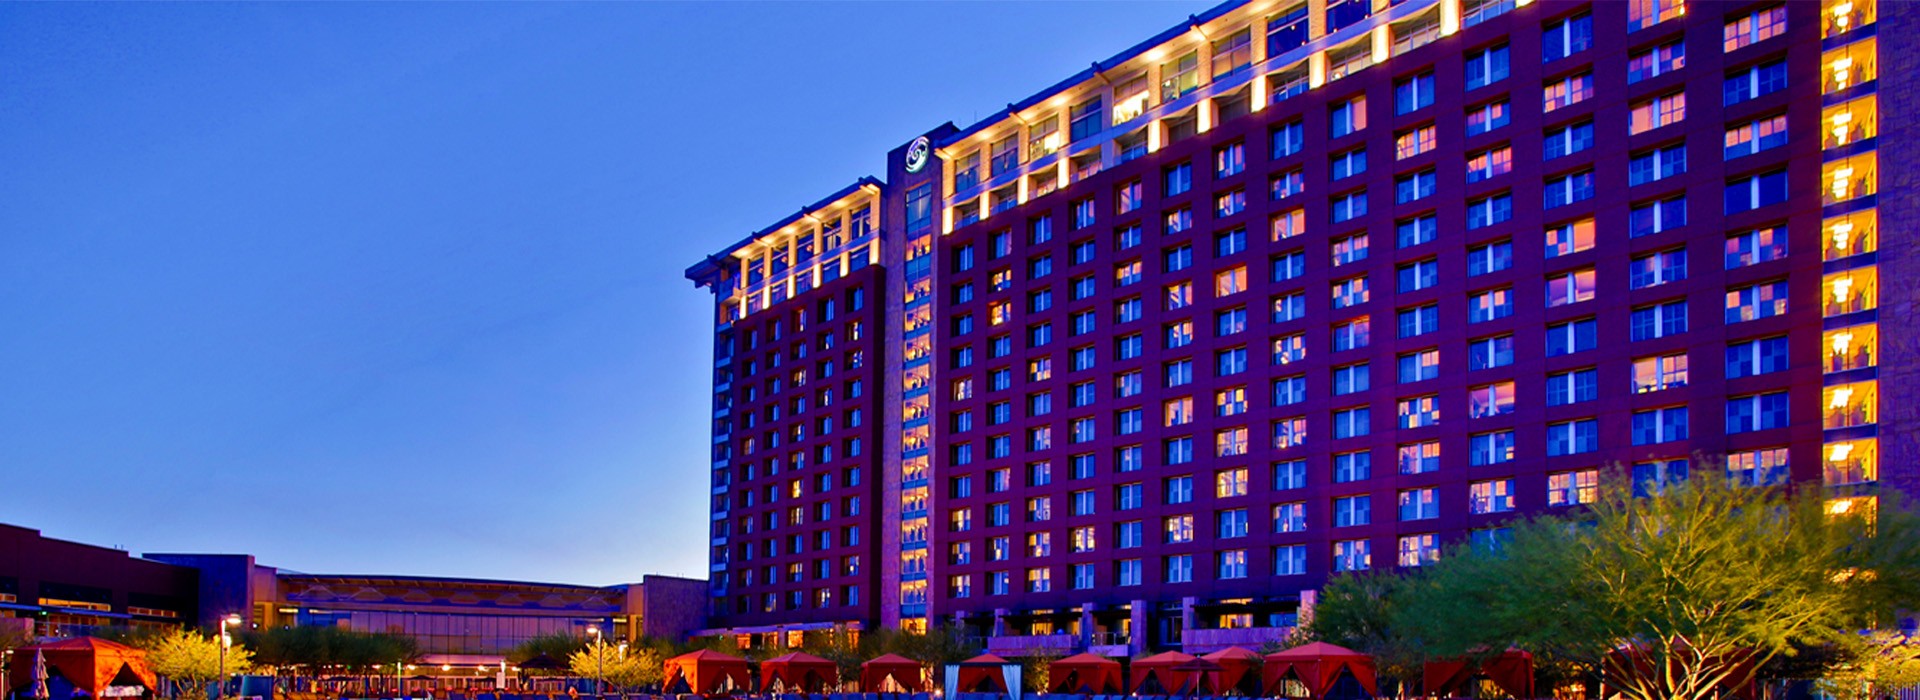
[986,634,1080,657]
[1823,42,1877,95]
[1823,97,1876,149]
[1823,382,1878,430]
[1823,157,1877,206]
[1183,627,1294,654]
[1823,268,1878,317]
[1824,211,1877,260]
[1823,0,1875,39]
[1825,458,1876,486]
[1825,326,1876,373]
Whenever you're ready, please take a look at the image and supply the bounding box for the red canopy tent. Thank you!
[1129,651,1217,694]
[761,652,838,693]
[662,650,753,694]
[1602,644,1758,700]
[1202,647,1263,695]
[1423,650,1533,698]
[1169,657,1224,695]
[5,638,158,699]
[860,654,924,692]
[954,654,1013,693]
[1048,653,1122,693]
[1262,642,1378,699]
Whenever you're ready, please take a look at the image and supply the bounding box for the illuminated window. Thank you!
[1396,125,1437,160]
[1823,210,1877,261]
[1469,479,1515,514]
[1468,382,1516,419]
[1824,324,1876,373]
[1629,92,1686,135]
[1824,381,1878,429]
[1548,470,1599,506]
[1632,354,1689,393]
[1825,438,1877,486]
[1627,0,1686,32]
[1725,5,1786,51]
[1543,72,1594,111]
[1545,219,1595,258]
[1333,539,1370,572]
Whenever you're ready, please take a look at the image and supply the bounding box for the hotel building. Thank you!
[687,0,1915,657]
[0,523,707,666]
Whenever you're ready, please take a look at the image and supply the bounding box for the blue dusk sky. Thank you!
[0,1,1205,585]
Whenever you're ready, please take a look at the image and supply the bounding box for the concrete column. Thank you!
[1196,29,1215,104]
[1147,60,1163,111]
[1298,589,1318,630]
[1250,18,1271,111]
[1252,16,1269,66]
[785,234,798,299]
[992,608,1008,637]
[1099,81,1117,130]
[1129,601,1149,656]
[1180,596,1197,640]
[1080,604,1097,647]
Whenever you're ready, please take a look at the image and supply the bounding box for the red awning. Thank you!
[1262,642,1378,698]
[8,638,159,698]
[663,649,752,694]
[1423,649,1533,698]
[955,654,1013,693]
[1049,653,1122,693]
[1129,651,1220,694]
[1201,647,1263,694]
[761,652,837,693]
[1169,657,1224,695]
[859,654,923,692]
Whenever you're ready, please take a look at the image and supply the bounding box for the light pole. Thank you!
[615,642,627,696]
[586,626,603,698]
[218,614,241,700]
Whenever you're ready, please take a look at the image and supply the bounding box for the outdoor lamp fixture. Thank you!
[219,614,242,700]
[587,626,604,696]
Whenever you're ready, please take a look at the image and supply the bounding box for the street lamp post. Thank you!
[586,626,603,698]
[615,642,627,696]
[219,614,242,700]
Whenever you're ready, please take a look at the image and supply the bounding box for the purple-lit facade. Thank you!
[686,181,891,642]
[689,0,1915,655]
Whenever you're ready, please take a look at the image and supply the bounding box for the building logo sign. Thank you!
[904,136,931,174]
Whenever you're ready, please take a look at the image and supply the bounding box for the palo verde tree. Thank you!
[568,638,662,692]
[1384,465,1920,700]
[142,628,255,699]
[1816,631,1920,700]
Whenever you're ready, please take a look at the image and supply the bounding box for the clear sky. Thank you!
[0,1,1206,585]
